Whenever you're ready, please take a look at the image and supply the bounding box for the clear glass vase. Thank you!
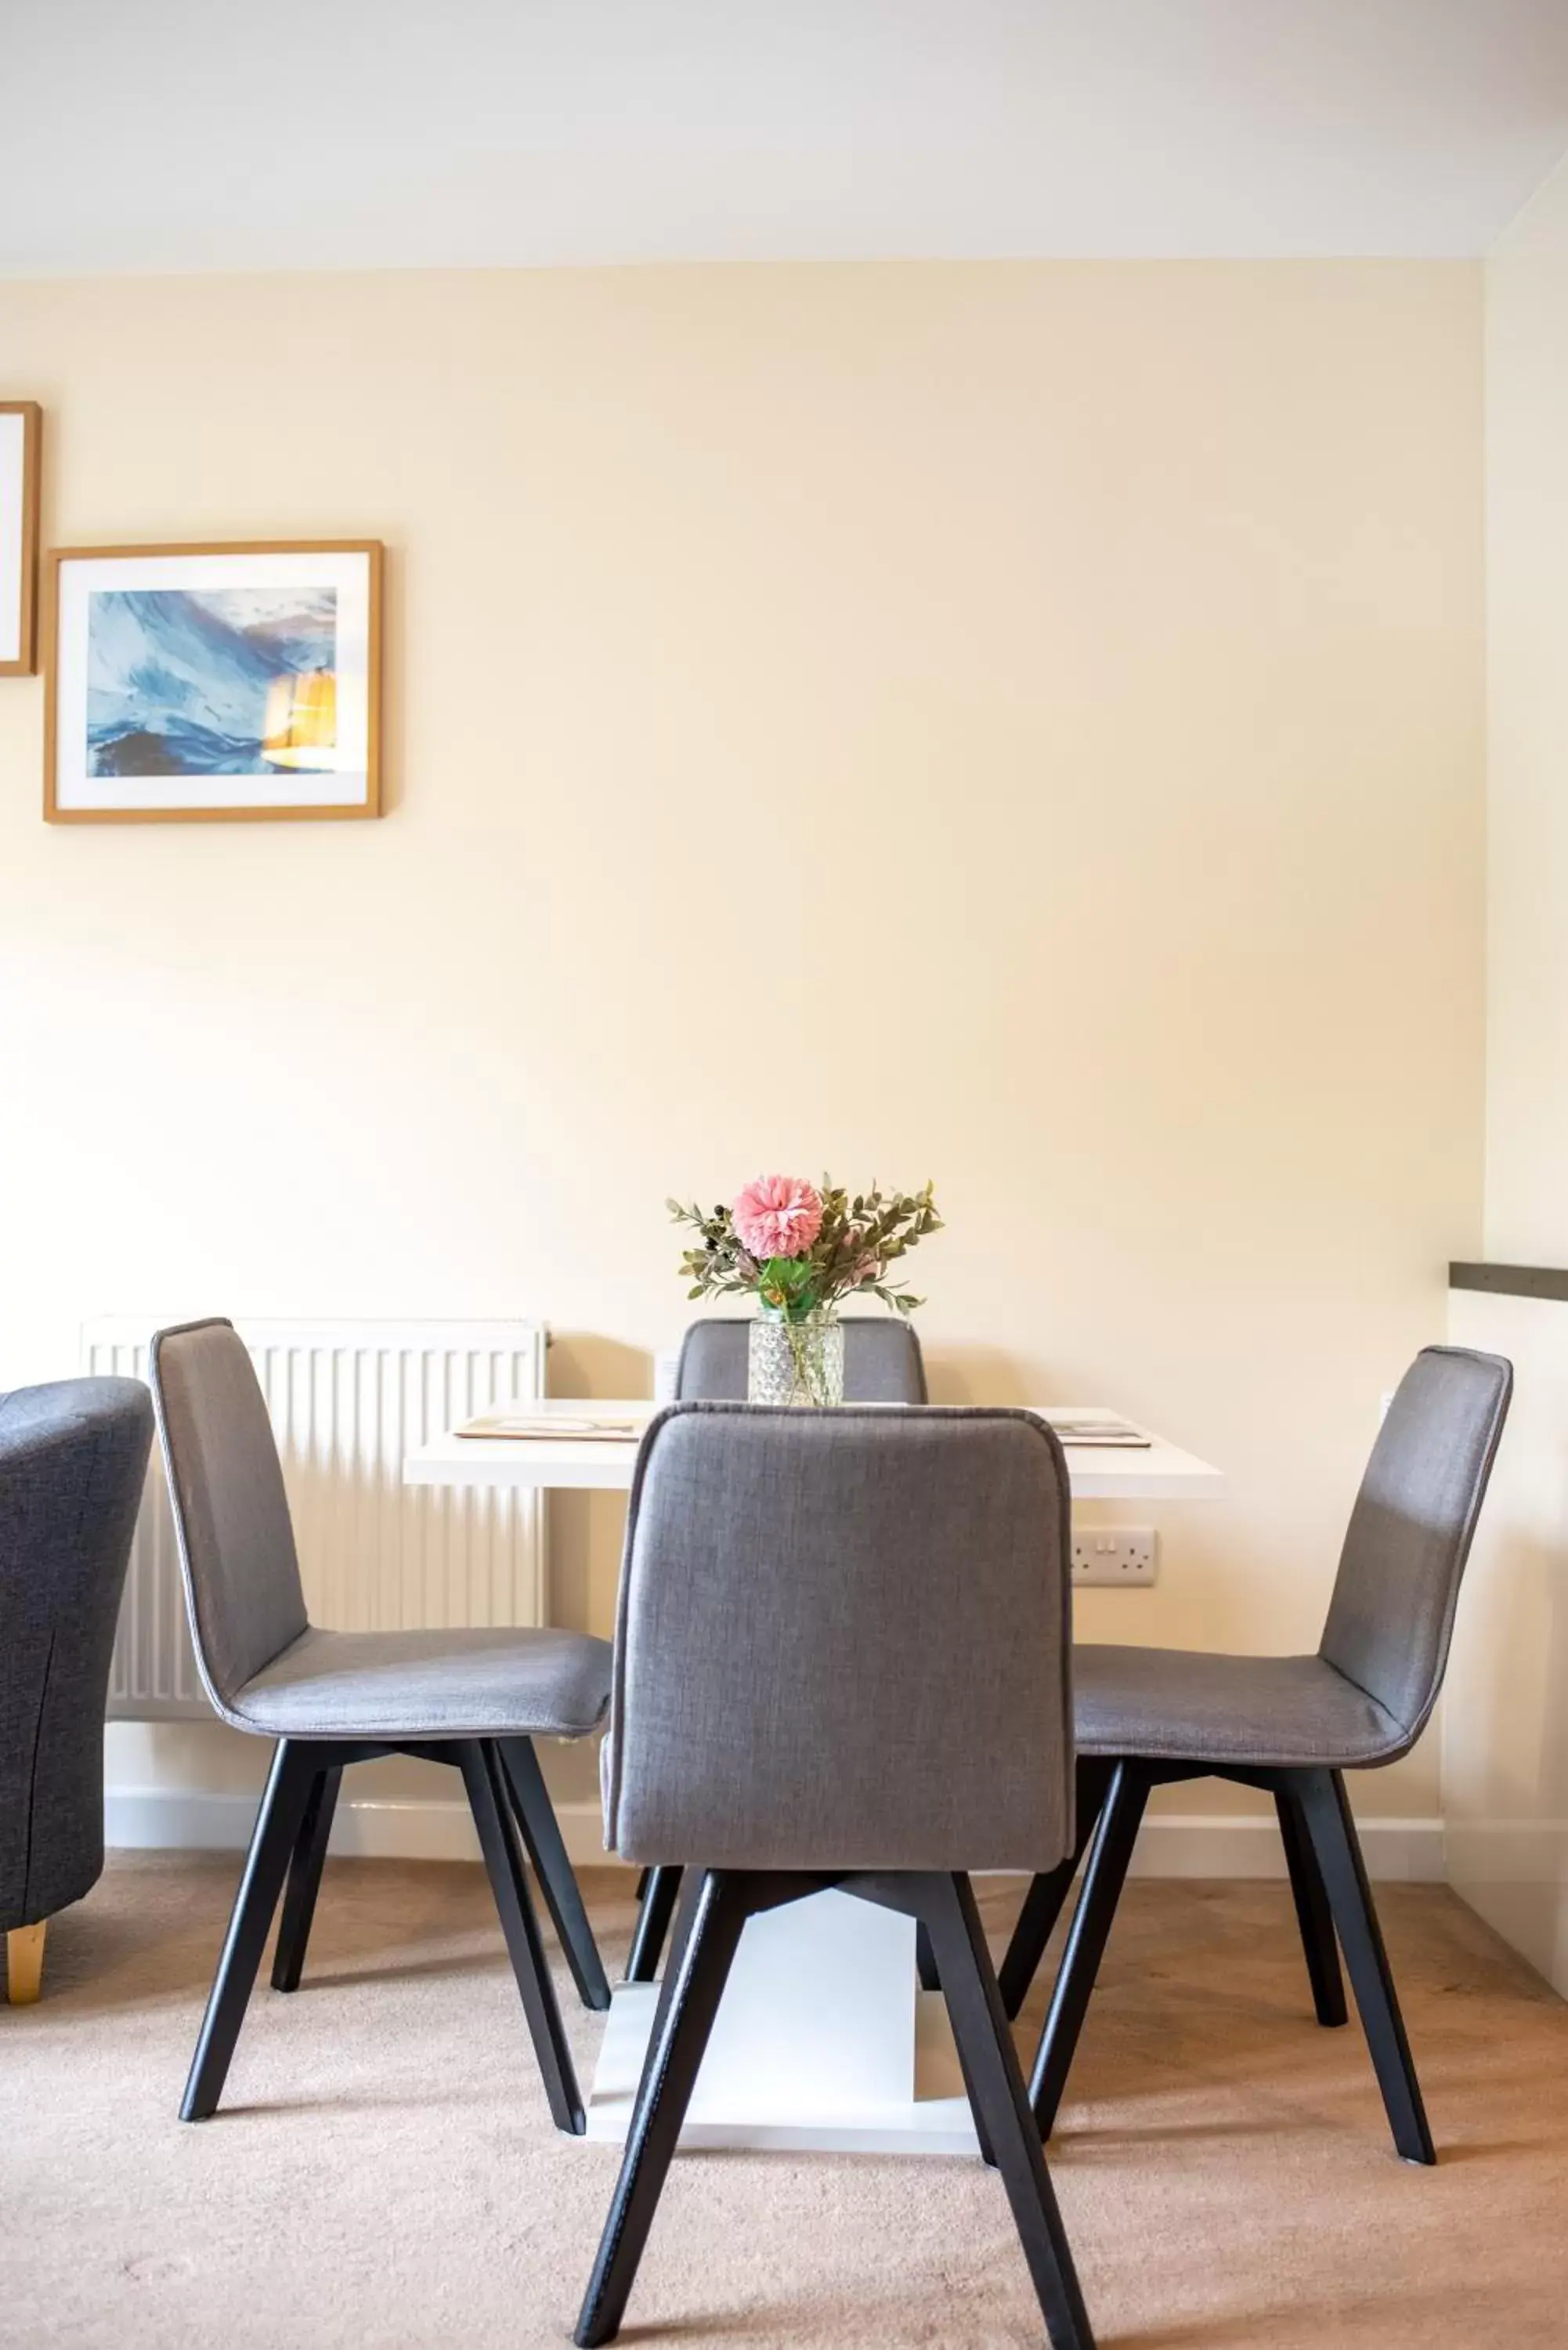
[747,1308,845,1407]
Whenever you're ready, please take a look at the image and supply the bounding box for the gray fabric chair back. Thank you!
[605,1403,1073,1871]
[0,1378,153,1927]
[150,1320,309,1717]
[1318,1345,1512,1746]
[675,1315,928,1403]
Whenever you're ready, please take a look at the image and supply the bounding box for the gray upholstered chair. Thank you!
[576,1403,1093,2350]
[2,1379,153,2005]
[149,1318,612,2131]
[999,1345,1512,2167]
[674,1313,930,1405]
[627,1313,930,1981]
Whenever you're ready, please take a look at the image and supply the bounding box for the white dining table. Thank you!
[403,1395,1224,2155]
[404,1398,1224,1502]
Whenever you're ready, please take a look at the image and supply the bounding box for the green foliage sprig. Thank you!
[667,1177,941,1321]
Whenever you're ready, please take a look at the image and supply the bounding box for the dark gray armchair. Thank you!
[576,1403,1093,2350]
[2,1378,153,2003]
[999,1345,1512,2167]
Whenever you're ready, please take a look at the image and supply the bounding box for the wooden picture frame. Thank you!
[44,538,384,823]
[0,402,42,677]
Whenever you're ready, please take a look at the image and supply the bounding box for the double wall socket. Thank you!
[1071,1528,1158,1586]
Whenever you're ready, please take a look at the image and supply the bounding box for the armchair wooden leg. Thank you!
[6,1922,46,2005]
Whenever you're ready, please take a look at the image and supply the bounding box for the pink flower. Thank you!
[732,1173,823,1261]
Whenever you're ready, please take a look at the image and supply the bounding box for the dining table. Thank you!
[404,1394,1223,2153]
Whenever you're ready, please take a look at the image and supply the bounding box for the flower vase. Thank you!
[747,1308,846,1407]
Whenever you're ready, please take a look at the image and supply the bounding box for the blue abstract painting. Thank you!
[86,586,338,777]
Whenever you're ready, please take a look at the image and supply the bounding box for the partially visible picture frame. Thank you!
[44,539,384,823]
[0,402,42,676]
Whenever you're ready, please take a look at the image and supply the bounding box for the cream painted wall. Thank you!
[1478,155,1568,1265]
[0,262,1483,1846]
[1445,156,1568,1983]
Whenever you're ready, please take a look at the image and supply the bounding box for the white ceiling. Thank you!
[5,0,1568,275]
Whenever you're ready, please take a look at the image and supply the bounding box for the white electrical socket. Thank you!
[1071,1529,1158,1586]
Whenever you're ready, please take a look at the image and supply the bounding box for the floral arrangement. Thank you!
[668,1173,941,1321]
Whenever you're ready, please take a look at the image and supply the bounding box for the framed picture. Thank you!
[0,402,42,676]
[44,539,383,822]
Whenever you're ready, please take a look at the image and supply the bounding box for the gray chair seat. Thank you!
[1074,1643,1404,1770]
[233,1625,612,1741]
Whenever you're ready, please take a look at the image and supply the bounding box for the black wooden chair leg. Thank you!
[270,1763,342,1993]
[458,1740,585,2135]
[999,1758,1114,2020]
[916,1922,941,1991]
[1274,1783,1347,2028]
[641,1866,706,2061]
[576,1871,750,2348]
[626,1863,683,1982]
[1295,1768,1435,2164]
[917,1906,992,2169]
[999,1864,1076,2023]
[1028,1758,1149,2140]
[181,1738,317,2120]
[500,1737,612,2011]
[921,1872,1096,2350]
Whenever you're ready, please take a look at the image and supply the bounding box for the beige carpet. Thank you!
[4,1858,1566,2349]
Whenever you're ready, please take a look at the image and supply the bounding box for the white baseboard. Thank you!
[103,1789,617,1868]
[103,1790,1446,1882]
[1129,1813,1444,1883]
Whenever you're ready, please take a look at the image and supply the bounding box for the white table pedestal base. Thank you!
[586,1886,981,2156]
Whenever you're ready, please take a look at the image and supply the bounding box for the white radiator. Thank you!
[83,1317,548,1721]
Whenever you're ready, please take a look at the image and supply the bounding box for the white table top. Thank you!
[403,1398,1223,1500]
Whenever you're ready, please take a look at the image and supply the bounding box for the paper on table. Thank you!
[457,1413,645,1442]
[1038,1412,1152,1448]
